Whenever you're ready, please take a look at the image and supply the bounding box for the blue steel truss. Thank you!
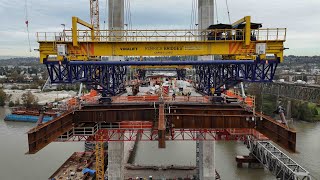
[176,69,187,80]
[195,61,278,95]
[44,59,278,96]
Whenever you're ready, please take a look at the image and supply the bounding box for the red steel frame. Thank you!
[55,121,268,142]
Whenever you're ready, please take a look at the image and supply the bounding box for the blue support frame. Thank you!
[43,59,278,96]
[195,61,278,95]
[176,69,187,80]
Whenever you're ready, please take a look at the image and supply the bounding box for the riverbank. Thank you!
[3,89,77,105]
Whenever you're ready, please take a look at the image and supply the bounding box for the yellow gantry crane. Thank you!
[37,16,286,63]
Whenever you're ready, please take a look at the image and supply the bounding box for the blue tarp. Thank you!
[4,114,53,122]
[82,168,96,176]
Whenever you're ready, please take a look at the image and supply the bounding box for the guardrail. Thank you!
[225,90,256,113]
[36,28,286,42]
[111,95,210,103]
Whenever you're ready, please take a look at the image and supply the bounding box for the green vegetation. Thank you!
[291,101,318,122]
[21,91,38,108]
[14,98,20,106]
[0,88,6,106]
[247,84,320,122]
[8,101,14,107]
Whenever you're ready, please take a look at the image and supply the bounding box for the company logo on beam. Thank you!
[120,47,138,51]
[229,42,255,54]
[68,44,95,55]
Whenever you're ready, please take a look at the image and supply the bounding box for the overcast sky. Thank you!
[0,0,319,57]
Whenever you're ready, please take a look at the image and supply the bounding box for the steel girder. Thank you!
[261,82,320,104]
[45,60,127,95]
[195,61,278,95]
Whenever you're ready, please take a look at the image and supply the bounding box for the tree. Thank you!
[15,98,20,106]
[8,101,14,107]
[0,89,6,106]
[21,91,38,108]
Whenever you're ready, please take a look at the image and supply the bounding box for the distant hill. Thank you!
[0,56,25,60]
[0,57,40,67]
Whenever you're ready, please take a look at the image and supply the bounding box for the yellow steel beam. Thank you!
[245,16,251,46]
[232,16,247,27]
[39,40,285,62]
[72,16,95,47]
[232,16,251,46]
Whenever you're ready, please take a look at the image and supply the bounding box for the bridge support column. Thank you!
[286,100,292,119]
[108,0,124,61]
[198,0,214,61]
[197,135,215,179]
[107,137,124,179]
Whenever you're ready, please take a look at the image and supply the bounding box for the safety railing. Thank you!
[36,28,286,42]
[112,95,210,103]
[225,90,256,113]
[227,128,268,140]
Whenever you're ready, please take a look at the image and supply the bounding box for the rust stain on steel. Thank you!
[27,111,74,154]
[255,112,297,152]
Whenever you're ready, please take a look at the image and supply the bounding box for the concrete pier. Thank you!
[108,0,124,31]
[107,138,124,179]
[108,0,124,61]
[198,0,214,61]
[197,1,216,178]
[286,100,292,119]
[198,141,215,179]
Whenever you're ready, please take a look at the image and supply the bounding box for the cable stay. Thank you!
[215,0,219,24]
[225,0,232,24]
[25,0,32,53]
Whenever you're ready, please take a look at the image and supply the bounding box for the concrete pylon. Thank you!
[198,0,214,61]
[107,136,124,179]
[197,135,215,179]
[108,0,124,61]
[286,100,292,119]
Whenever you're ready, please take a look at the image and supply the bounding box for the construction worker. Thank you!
[172,92,176,101]
[187,91,191,101]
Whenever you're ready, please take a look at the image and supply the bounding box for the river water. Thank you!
[0,106,319,180]
[0,107,83,180]
[133,122,320,179]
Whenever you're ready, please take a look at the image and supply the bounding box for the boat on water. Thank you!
[4,114,53,123]
[4,107,59,123]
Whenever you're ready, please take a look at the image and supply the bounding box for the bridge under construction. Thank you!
[27,0,311,179]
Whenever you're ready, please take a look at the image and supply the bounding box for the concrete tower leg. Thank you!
[197,134,215,180]
[108,0,124,61]
[286,100,292,119]
[198,0,214,61]
[107,136,124,180]
[199,140,215,180]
